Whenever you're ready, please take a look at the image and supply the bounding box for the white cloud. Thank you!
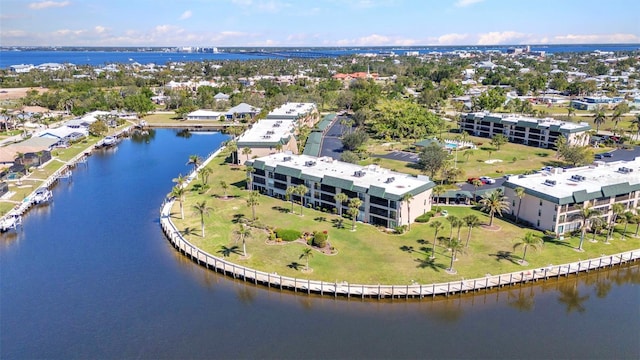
[477,31,527,45]
[28,1,71,10]
[454,0,484,8]
[94,26,107,34]
[435,33,470,45]
[179,10,192,20]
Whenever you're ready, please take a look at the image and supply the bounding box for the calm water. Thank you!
[2,44,639,68]
[1,129,639,359]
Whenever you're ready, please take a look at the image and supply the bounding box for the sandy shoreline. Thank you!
[0,87,47,101]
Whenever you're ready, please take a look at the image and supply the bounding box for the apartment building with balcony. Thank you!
[266,102,319,127]
[246,153,436,228]
[503,158,640,235]
[459,112,591,149]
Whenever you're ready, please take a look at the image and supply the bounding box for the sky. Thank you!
[1,0,639,47]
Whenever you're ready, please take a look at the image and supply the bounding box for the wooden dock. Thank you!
[159,147,640,299]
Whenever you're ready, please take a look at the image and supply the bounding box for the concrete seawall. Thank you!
[159,148,640,299]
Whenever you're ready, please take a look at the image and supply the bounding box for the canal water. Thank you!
[1,129,638,359]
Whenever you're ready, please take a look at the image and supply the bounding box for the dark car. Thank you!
[603,152,613,157]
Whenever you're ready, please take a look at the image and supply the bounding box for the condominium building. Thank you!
[247,153,436,228]
[266,102,319,127]
[503,158,640,235]
[459,112,591,149]
[236,119,297,164]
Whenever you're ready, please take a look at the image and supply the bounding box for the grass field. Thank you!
[170,152,640,285]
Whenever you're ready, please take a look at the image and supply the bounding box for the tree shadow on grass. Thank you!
[218,245,242,257]
[544,238,575,249]
[331,218,345,229]
[231,180,246,189]
[287,262,303,270]
[415,257,446,272]
[489,250,519,265]
[272,206,291,214]
[400,244,430,257]
[232,213,248,224]
[180,227,198,237]
[314,216,327,223]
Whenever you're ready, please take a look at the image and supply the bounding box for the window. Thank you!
[539,199,543,206]
[537,220,540,227]
[538,209,541,216]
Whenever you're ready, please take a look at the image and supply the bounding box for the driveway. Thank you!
[319,115,350,160]
[595,146,640,162]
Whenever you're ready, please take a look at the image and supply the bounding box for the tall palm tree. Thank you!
[607,203,625,243]
[630,114,640,141]
[514,187,525,223]
[347,197,363,231]
[446,215,460,245]
[334,192,349,217]
[295,184,309,216]
[513,232,543,264]
[620,211,633,239]
[220,180,229,198]
[246,191,260,221]
[429,220,443,259]
[245,165,254,190]
[170,185,186,219]
[472,179,483,202]
[172,173,186,188]
[192,200,212,237]
[432,185,445,206]
[286,186,297,213]
[300,248,313,271]
[186,154,202,174]
[462,214,480,247]
[447,238,465,273]
[275,143,283,153]
[567,106,575,119]
[577,205,601,251]
[242,147,252,162]
[592,105,606,133]
[198,166,212,185]
[401,193,414,230]
[226,140,238,164]
[479,189,510,226]
[236,224,251,257]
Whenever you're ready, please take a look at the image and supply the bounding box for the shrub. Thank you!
[394,225,408,234]
[275,228,302,242]
[415,212,434,223]
[312,231,328,248]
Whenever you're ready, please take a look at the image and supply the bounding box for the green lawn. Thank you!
[170,153,640,285]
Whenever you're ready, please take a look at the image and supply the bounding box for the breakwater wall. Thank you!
[159,148,640,299]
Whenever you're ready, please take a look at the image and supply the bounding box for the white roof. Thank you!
[187,109,224,118]
[237,119,295,145]
[253,153,433,198]
[506,158,640,199]
[266,102,316,119]
[38,126,88,139]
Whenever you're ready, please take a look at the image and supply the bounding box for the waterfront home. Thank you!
[186,110,225,121]
[39,126,88,146]
[503,158,640,235]
[459,112,591,149]
[225,103,261,120]
[247,153,436,228]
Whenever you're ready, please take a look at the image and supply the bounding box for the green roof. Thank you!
[368,185,386,198]
[322,175,354,190]
[302,132,323,157]
[274,165,302,178]
[314,113,336,132]
[250,159,265,170]
[301,173,322,182]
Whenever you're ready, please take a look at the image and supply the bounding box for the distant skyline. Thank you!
[1,0,639,47]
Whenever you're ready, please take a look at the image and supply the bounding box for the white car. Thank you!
[479,176,495,184]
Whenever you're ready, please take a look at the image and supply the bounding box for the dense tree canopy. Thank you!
[368,99,443,141]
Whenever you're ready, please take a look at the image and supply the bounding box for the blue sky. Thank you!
[2,0,639,47]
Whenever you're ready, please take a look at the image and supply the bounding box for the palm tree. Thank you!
[514,186,525,223]
[592,105,606,133]
[347,198,363,231]
[513,232,543,264]
[220,180,229,198]
[447,239,465,273]
[620,211,633,240]
[429,220,443,259]
[192,200,212,237]
[577,205,601,251]
[479,189,510,226]
[236,224,251,257]
[198,166,212,185]
[630,115,640,141]
[300,248,313,271]
[226,140,238,165]
[246,191,260,221]
[432,185,445,205]
[401,193,414,230]
[275,143,283,153]
[242,147,252,162]
[472,179,483,202]
[172,173,186,188]
[295,184,308,216]
[286,186,297,213]
[170,185,186,219]
[187,154,202,173]
[462,214,480,247]
[607,203,625,243]
[245,165,254,190]
[567,106,575,119]
[446,215,460,245]
[334,192,349,217]
[590,216,604,243]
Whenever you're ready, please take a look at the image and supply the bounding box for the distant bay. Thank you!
[1,44,639,69]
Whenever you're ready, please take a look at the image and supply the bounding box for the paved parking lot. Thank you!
[595,146,640,162]
[318,115,349,160]
[375,150,419,163]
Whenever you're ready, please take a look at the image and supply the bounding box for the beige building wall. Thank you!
[398,189,432,226]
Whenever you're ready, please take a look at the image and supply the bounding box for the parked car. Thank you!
[595,154,603,160]
[479,176,495,184]
[467,177,482,184]
[603,152,613,157]
[503,174,515,180]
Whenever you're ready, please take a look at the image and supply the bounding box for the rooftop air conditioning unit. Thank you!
[544,179,557,186]
[385,177,395,183]
[354,170,366,177]
[305,161,316,167]
[283,156,292,162]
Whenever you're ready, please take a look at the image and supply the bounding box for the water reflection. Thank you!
[176,129,192,139]
[507,286,535,312]
[130,128,156,143]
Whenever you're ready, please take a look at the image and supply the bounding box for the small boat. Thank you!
[32,187,53,204]
[101,136,119,147]
[0,213,22,232]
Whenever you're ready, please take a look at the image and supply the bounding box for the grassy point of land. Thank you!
[170,152,640,285]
